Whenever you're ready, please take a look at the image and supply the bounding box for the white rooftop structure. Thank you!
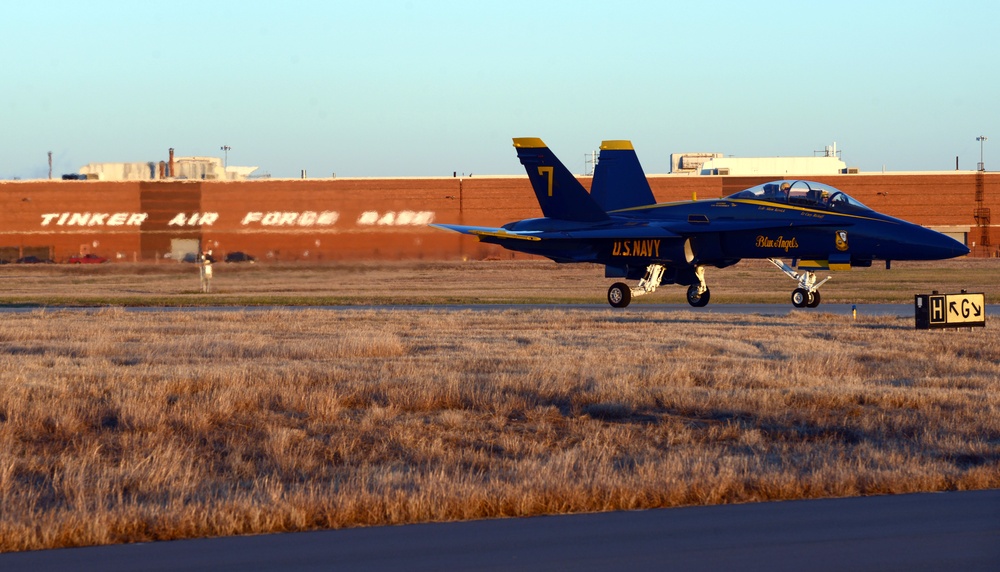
[79,156,258,181]
[671,143,851,176]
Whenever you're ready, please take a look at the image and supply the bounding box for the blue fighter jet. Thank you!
[432,138,970,308]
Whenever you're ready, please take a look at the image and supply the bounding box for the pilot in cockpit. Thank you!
[805,189,830,205]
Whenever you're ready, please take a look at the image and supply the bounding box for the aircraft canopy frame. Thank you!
[726,180,870,211]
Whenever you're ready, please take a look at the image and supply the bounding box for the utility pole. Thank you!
[48,151,52,180]
[220,145,231,169]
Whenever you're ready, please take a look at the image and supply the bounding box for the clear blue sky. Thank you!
[2,0,998,178]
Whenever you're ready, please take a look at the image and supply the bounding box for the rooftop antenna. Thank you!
[977,135,988,171]
[815,142,841,158]
[584,150,598,176]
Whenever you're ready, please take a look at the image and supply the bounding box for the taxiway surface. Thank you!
[1,302,992,317]
[2,490,997,571]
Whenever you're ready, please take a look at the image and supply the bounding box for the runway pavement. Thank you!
[1,302,988,317]
[2,490,997,571]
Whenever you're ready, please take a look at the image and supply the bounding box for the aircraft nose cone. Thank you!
[917,227,969,260]
[949,239,971,258]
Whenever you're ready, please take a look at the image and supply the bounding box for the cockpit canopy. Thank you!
[726,180,869,211]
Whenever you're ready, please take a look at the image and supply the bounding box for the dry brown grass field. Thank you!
[0,260,998,552]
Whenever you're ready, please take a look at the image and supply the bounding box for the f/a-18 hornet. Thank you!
[432,138,969,308]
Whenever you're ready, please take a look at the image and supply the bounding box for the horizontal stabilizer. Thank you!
[429,223,541,241]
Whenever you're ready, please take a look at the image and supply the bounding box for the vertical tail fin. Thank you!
[590,140,657,211]
[513,137,609,222]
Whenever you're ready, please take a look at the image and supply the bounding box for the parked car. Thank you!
[224,251,256,263]
[15,256,53,264]
[67,253,108,264]
[182,252,216,263]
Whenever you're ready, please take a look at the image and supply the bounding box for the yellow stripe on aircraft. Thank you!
[512,137,547,149]
[727,199,888,222]
[797,260,851,271]
[470,229,542,241]
[797,260,830,270]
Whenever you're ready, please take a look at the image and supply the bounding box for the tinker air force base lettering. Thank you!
[40,213,149,227]
[37,211,435,228]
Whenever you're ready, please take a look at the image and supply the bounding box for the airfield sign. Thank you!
[914,292,986,329]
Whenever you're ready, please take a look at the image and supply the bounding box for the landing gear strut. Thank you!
[607,264,710,308]
[685,265,710,307]
[769,258,830,308]
[607,264,666,308]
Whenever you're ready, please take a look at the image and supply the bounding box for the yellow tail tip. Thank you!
[599,140,634,151]
[513,137,546,148]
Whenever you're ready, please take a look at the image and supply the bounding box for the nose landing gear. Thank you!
[791,287,821,308]
[770,258,830,308]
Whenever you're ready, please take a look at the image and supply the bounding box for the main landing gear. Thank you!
[606,260,828,309]
[768,258,831,308]
[685,265,710,308]
[607,264,710,309]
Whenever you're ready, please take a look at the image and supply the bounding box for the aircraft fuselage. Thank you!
[495,196,966,272]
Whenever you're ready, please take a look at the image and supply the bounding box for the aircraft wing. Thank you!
[545,226,681,240]
[430,223,681,241]
[432,219,847,244]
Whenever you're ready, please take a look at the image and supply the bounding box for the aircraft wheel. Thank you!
[791,288,810,308]
[608,283,631,308]
[806,290,821,308]
[686,285,711,307]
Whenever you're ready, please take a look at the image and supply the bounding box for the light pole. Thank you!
[977,136,987,171]
[220,145,231,169]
